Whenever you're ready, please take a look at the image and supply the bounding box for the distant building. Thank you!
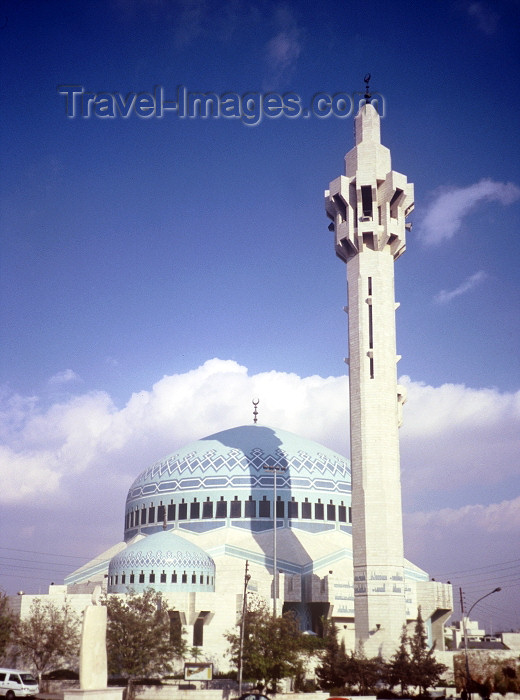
[448,618,520,651]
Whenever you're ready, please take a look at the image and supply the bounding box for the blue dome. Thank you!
[107,529,215,593]
[123,425,351,540]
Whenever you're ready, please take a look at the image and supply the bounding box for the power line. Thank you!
[433,557,520,577]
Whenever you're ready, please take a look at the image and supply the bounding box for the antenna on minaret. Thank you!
[364,73,371,103]
[252,398,259,424]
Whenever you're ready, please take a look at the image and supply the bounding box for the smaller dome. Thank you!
[107,529,215,594]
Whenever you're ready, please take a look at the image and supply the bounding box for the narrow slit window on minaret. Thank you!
[369,357,374,379]
[361,186,373,219]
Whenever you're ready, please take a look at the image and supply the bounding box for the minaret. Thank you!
[325,88,414,656]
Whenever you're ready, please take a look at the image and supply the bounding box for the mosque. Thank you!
[10,91,453,670]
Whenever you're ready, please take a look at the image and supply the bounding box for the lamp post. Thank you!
[263,464,287,617]
[460,586,501,698]
[238,560,251,697]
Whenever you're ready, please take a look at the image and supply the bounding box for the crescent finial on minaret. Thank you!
[364,73,371,102]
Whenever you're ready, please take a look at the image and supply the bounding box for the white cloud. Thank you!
[399,376,520,498]
[48,369,81,385]
[407,496,520,535]
[467,1,500,34]
[2,360,520,516]
[0,360,349,506]
[418,179,520,246]
[263,6,304,90]
[434,269,488,303]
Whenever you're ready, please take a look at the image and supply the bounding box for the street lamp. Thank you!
[263,464,287,617]
[238,560,251,697]
[460,587,501,698]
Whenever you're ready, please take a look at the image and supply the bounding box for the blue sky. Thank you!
[1,0,519,632]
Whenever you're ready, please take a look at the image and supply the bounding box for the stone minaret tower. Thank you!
[325,96,414,656]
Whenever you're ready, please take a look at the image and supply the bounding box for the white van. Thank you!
[0,670,39,699]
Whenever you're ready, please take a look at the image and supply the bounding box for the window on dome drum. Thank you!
[276,498,284,518]
[135,510,140,526]
[244,498,256,518]
[121,574,126,584]
[179,502,188,520]
[125,513,129,529]
[315,502,324,520]
[168,504,175,520]
[349,507,352,523]
[327,503,336,520]
[161,571,167,583]
[199,575,204,584]
[130,573,135,584]
[302,500,311,519]
[130,512,134,528]
[216,499,227,518]
[182,572,187,583]
[338,505,347,522]
[172,572,177,583]
[230,499,241,517]
[141,508,147,524]
[191,573,196,584]
[139,572,145,583]
[259,497,270,517]
[191,501,200,519]
[206,576,210,584]
[202,500,213,519]
[157,505,165,522]
[149,572,155,583]
[148,506,155,523]
[288,500,298,518]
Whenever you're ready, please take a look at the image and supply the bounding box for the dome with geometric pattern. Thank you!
[123,425,351,542]
[107,529,215,594]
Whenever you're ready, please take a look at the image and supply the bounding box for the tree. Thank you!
[342,643,384,695]
[13,598,80,679]
[225,599,311,693]
[454,652,520,696]
[0,592,15,662]
[105,588,186,683]
[316,619,347,691]
[408,607,447,696]
[387,625,413,695]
